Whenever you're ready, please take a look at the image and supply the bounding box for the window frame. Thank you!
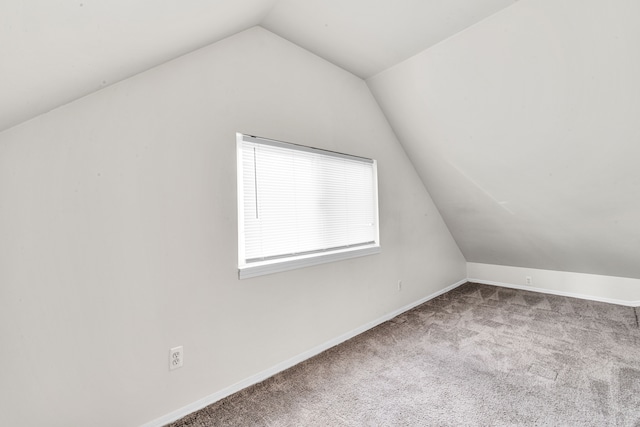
[236,133,380,279]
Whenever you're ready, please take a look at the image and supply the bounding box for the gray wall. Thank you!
[369,0,640,280]
[0,27,465,426]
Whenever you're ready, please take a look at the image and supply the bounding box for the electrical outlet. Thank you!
[169,346,183,370]
[525,276,532,286]
[397,280,402,291]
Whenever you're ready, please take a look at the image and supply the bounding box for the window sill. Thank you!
[238,244,381,279]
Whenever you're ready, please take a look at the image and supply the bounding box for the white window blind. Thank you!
[237,133,380,278]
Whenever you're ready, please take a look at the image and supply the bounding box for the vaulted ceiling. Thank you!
[368,0,640,279]
[4,0,640,280]
[1,0,516,133]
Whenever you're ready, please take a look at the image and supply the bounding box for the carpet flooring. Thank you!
[168,282,640,426]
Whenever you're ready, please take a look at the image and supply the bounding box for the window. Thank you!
[237,133,380,279]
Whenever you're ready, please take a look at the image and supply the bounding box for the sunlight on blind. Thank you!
[238,134,378,267]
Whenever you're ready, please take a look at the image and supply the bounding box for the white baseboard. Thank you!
[141,278,467,427]
[466,262,640,307]
[469,278,640,307]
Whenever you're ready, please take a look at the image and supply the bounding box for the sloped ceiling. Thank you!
[261,0,517,79]
[368,0,640,279]
[1,0,516,132]
[0,0,278,132]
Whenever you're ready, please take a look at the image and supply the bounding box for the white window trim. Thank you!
[238,244,381,279]
[236,133,380,279]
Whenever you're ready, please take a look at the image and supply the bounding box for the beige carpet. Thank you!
[168,282,640,426]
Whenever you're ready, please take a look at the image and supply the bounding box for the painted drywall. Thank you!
[0,27,465,427]
[368,0,640,280]
[261,0,516,78]
[0,0,278,132]
[468,263,640,306]
[2,0,517,133]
